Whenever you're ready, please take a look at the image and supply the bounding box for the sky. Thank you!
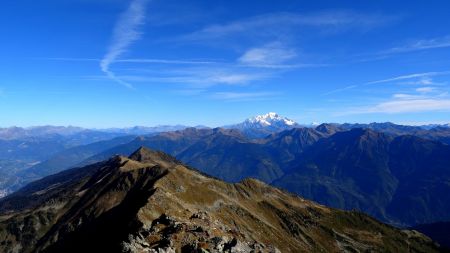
[1,0,450,127]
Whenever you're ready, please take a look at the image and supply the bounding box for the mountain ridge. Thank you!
[0,147,440,253]
[69,126,450,226]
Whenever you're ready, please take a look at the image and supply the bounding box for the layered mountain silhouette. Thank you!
[273,128,450,225]
[0,147,440,253]
[0,125,196,196]
[79,128,283,183]
[0,125,190,140]
[40,126,448,227]
[0,135,138,195]
[2,116,450,233]
[340,122,450,144]
[2,114,450,196]
[0,130,134,197]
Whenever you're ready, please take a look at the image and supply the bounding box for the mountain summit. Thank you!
[226,112,298,138]
[244,112,296,128]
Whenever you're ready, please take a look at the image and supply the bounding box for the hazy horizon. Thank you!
[1,111,449,129]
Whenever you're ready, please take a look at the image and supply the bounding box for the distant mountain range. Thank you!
[0,125,190,140]
[0,125,200,197]
[0,126,85,140]
[0,147,440,252]
[1,113,449,141]
[14,124,448,228]
[340,122,450,144]
[1,113,450,230]
[99,125,193,135]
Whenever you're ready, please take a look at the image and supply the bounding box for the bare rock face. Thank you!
[0,147,441,253]
[121,213,279,253]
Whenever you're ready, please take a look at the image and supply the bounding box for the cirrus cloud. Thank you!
[100,0,149,89]
[238,43,297,67]
[180,11,398,41]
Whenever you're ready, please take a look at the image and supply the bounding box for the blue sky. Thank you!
[1,0,450,127]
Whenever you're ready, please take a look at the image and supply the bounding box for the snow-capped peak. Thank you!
[245,112,296,127]
[223,112,299,138]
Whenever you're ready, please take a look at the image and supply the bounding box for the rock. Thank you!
[176,185,185,193]
[211,236,228,251]
[190,211,209,220]
[230,239,252,253]
[148,247,175,253]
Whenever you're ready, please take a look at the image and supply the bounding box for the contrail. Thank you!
[100,0,148,89]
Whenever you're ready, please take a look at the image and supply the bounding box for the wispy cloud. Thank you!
[322,85,358,95]
[399,77,434,85]
[354,35,450,63]
[238,43,298,68]
[206,73,263,85]
[100,0,148,89]
[392,93,424,100]
[339,86,450,115]
[81,67,267,87]
[384,36,450,54]
[348,98,450,114]
[81,8,391,95]
[357,36,450,62]
[365,71,450,85]
[416,87,436,93]
[180,11,396,41]
[324,71,450,95]
[117,70,267,87]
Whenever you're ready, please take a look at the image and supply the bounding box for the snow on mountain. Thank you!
[225,112,299,138]
[244,112,296,128]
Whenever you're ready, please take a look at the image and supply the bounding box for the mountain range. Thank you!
[1,113,450,247]
[0,114,300,196]
[0,125,189,140]
[8,123,446,226]
[0,147,440,252]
